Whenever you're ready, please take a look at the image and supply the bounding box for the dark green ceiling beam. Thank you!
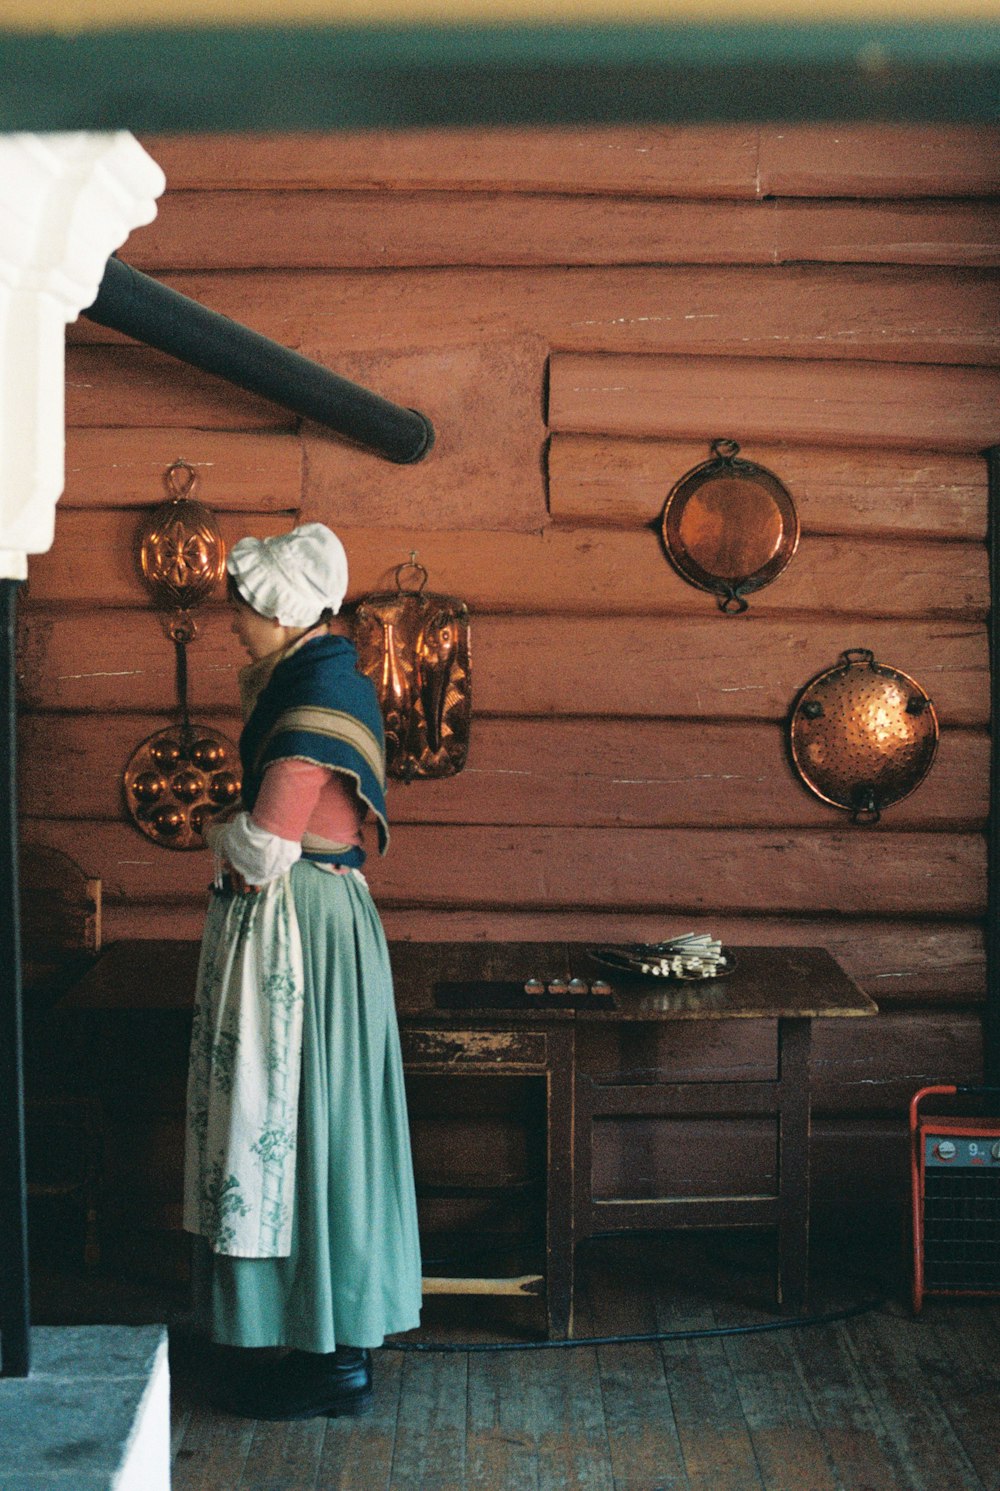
[1,22,998,131]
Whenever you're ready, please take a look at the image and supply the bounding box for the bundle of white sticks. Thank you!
[635,933,726,979]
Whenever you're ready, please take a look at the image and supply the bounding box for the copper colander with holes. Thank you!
[788,648,939,823]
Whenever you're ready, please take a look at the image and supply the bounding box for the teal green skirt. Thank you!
[193,862,422,1351]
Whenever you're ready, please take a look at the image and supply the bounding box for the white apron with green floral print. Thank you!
[183,874,304,1257]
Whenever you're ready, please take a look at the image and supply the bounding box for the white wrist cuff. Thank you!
[216,811,302,885]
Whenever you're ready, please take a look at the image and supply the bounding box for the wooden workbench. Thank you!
[389,941,877,1337]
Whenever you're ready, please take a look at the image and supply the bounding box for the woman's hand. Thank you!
[224,861,261,895]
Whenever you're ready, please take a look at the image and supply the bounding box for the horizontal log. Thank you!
[30,514,989,619]
[62,428,303,511]
[18,611,988,723]
[367,827,986,918]
[549,353,1000,452]
[810,1012,984,1114]
[27,510,291,606]
[66,346,298,431]
[139,126,1000,199]
[772,199,1000,269]
[70,265,1000,369]
[471,617,989,724]
[128,191,780,271]
[15,606,244,713]
[123,191,1000,271]
[548,437,988,539]
[23,820,986,917]
[18,712,987,832]
[757,126,1000,199]
[18,711,239,821]
[387,720,988,831]
[91,908,985,1006]
[331,526,986,622]
[138,127,763,195]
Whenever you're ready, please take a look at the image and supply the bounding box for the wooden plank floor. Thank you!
[33,1232,1000,1491]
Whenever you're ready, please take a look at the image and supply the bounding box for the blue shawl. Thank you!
[239,632,388,868]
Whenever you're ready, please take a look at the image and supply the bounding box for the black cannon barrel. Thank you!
[83,257,434,465]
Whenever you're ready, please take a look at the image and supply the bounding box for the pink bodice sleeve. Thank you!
[250,758,365,853]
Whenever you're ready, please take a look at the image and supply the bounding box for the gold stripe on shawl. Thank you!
[257,706,386,787]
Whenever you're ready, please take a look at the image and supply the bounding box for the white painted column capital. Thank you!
[0,132,165,579]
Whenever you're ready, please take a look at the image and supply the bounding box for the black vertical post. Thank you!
[986,448,1000,1086]
[0,578,29,1377]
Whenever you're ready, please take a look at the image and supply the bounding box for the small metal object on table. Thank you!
[391,942,876,1338]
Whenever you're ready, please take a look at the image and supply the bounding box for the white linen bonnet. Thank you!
[227,523,349,627]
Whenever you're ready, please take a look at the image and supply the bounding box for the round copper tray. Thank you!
[661,440,799,613]
[788,649,939,823]
[123,725,241,850]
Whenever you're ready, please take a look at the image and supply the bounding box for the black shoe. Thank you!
[220,1346,374,1421]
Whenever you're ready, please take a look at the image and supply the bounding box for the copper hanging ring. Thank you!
[394,553,429,594]
[167,611,199,645]
[850,787,881,826]
[164,458,198,500]
[718,586,749,615]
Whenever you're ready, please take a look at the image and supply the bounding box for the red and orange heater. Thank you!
[910,1085,1000,1313]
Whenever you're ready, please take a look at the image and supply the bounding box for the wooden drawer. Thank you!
[401,1026,548,1072]
[575,1022,778,1084]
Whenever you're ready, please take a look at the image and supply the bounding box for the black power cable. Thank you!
[394,1229,890,1352]
[384,1295,884,1353]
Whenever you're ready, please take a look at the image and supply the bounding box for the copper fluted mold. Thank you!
[353,558,471,782]
[126,459,239,848]
[788,648,939,823]
[136,459,226,631]
[123,727,241,851]
[660,439,799,613]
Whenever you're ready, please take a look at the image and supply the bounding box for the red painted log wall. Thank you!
[22,125,1000,1236]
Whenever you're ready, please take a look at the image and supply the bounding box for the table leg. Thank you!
[546,1025,575,1339]
[777,1017,812,1312]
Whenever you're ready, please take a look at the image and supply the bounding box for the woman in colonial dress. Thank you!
[183,523,422,1420]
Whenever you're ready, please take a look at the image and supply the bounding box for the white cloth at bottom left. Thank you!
[183,873,305,1258]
